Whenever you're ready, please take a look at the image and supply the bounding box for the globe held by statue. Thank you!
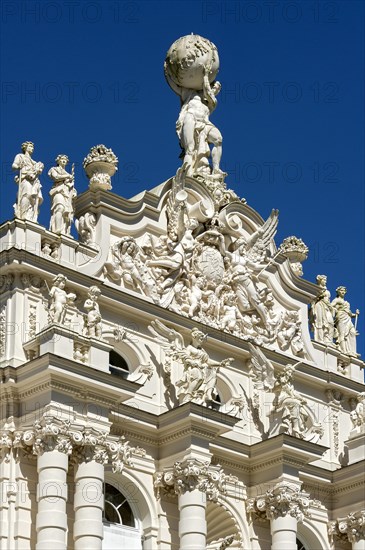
[165,34,219,91]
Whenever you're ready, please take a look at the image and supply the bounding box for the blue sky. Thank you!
[1,0,364,356]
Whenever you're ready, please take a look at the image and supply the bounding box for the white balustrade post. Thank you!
[178,488,207,550]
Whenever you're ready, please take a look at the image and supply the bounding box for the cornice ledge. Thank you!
[250,434,328,466]
[10,353,139,402]
[157,402,239,440]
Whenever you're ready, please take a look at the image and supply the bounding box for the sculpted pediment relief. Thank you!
[102,173,305,357]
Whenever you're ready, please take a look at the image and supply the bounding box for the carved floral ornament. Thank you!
[247,483,311,523]
[154,458,234,502]
[328,511,365,543]
[0,416,145,472]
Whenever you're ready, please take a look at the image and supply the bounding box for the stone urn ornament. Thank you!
[279,236,309,277]
[83,144,118,191]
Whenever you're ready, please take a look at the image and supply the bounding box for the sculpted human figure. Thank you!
[12,141,44,221]
[166,65,223,177]
[310,275,335,345]
[221,292,241,333]
[49,155,76,235]
[176,328,232,405]
[273,365,308,438]
[84,286,102,338]
[48,274,76,324]
[227,234,268,326]
[350,392,365,429]
[104,237,158,302]
[331,286,359,356]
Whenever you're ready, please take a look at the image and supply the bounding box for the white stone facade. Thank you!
[0,34,364,550]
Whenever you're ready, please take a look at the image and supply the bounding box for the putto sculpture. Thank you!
[12,141,44,222]
[165,34,224,180]
[83,285,102,338]
[48,274,76,324]
[48,154,76,235]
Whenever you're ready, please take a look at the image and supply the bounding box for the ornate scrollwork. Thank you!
[329,511,365,543]
[0,415,144,471]
[248,483,311,523]
[154,459,227,502]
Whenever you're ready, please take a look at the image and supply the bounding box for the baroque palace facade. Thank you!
[0,35,364,550]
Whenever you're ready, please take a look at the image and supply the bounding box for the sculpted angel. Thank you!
[248,344,322,441]
[149,320,233,406]
[226,210,279,327]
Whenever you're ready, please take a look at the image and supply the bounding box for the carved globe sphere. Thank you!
[164,34,219,92]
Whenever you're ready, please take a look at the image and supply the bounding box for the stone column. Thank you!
[32,421,73,550]
[178,488,207,550]
[155,459,226,550]
[0,432,13,550]
[270,514,297,550]
[36,450,69,550]
[73,444,108,550]
[248,483,311,550]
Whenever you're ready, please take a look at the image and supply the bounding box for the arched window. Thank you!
[109,350,129,377]
[296,538,307,550]
[102,483,142,550]
[103,483,135,527]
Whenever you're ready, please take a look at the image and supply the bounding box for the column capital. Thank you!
[247,483,311,523]
[0,415,145,468]
[329,510,365,543]
[154,458,229,502]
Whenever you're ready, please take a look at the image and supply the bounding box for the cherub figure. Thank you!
[48,274,76,324]
[221,292,240,333]
[84,286,102,338]
[104,237,158,302]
